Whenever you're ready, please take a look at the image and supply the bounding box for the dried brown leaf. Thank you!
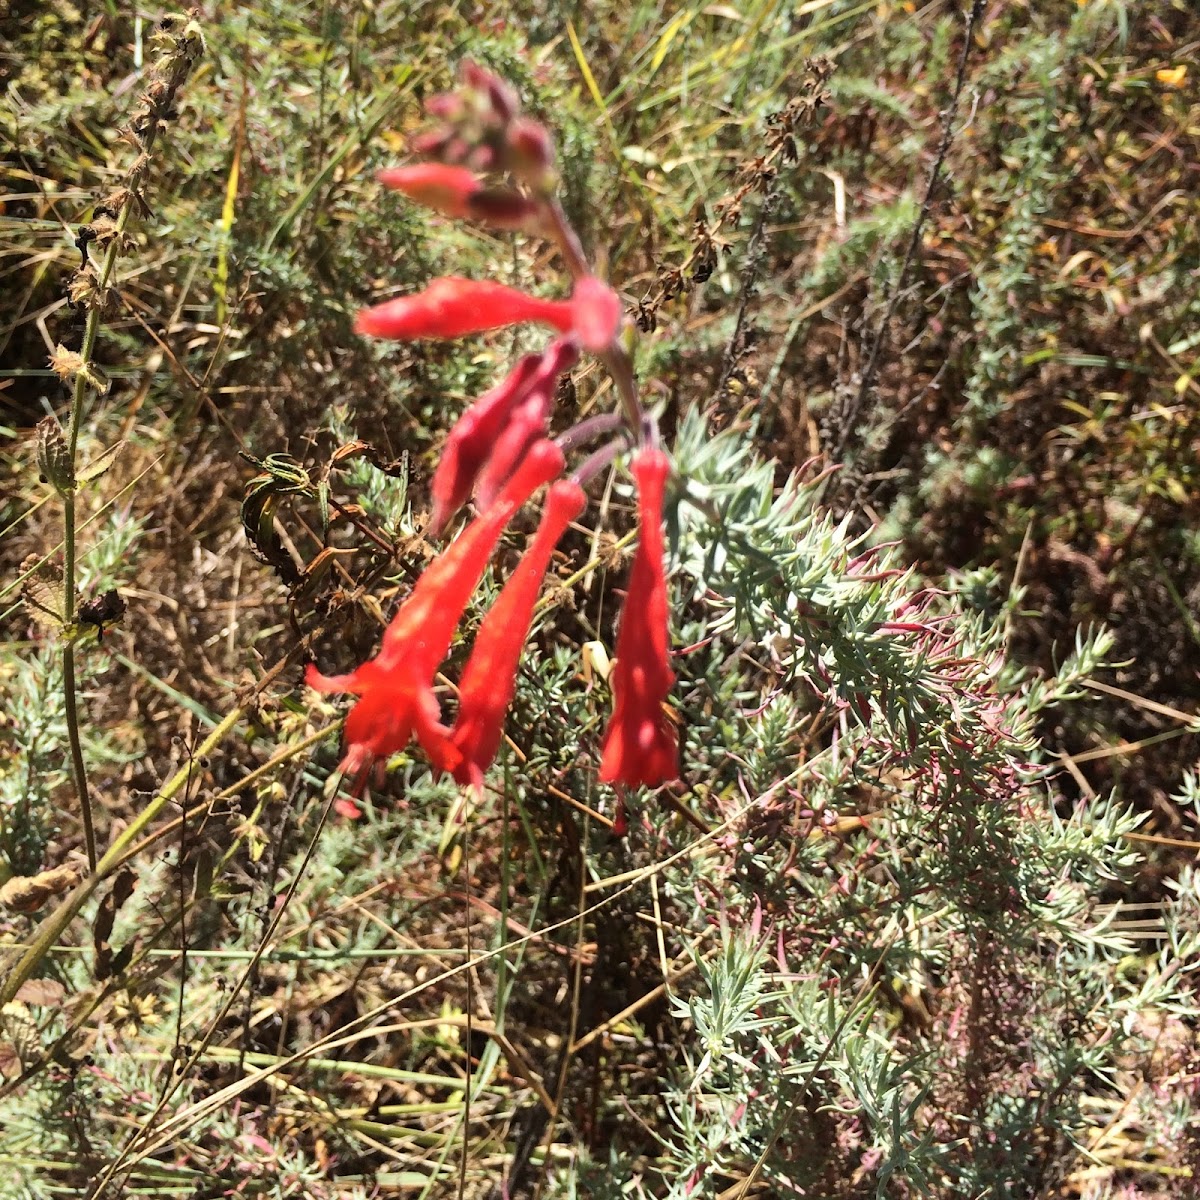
[0,1042,20,1079]
[0,866,80,913]
[15,979,66,1007]
[18,555,65,631]
[77,439,126,484]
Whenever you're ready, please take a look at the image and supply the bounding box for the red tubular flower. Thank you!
[308,439,566,778]
[474,391,550,510]
[377,163,480,218]
[306,654,448,780]
[569,276,623,353]
[598,447,679,789]
[430,355,541,537]
[429,339,578,536]
[356,277,561,341]
[381,437,564,665]
[355,276,620,350]
[438,479,587,792]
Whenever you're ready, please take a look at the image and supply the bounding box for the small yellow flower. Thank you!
[1156,66,1187,89]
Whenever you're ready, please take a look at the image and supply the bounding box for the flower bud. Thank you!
[506,117,556,187]
[465,187,541,231]
[460,61,518,124]
[410,129,455,158]
[424,92,462,120]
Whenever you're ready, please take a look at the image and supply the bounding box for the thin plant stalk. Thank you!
[541,196,644,434]
[55,19,203,872]
[61,229,128,873]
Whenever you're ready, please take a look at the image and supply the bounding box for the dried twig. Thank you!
[829,0,985,462]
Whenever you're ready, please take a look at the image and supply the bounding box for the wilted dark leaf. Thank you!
[94,868,137,981]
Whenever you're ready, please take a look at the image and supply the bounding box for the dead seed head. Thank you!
[47,346,84,384]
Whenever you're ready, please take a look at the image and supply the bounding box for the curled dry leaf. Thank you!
[77,439,126,484]
[35,415,74,494]
[0,1042,20,1079]
[0,865,80,914]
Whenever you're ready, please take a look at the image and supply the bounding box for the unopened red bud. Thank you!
[424,91,461,120]
[485,75,518,122]
[466,144,496,172]
[379,165,538,232]
[460,60,506,103]
[410,129,454,159]
[457,61,519,125]
[466,187,540,231]
[445,135,471,163]
[507,117,555,184]
[460,60,490,89]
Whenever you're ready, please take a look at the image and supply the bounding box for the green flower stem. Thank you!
[60,646,95,871]
[542,196,644,436]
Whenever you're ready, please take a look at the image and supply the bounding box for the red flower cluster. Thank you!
[413,60,555,187]
[309,62,681,818]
